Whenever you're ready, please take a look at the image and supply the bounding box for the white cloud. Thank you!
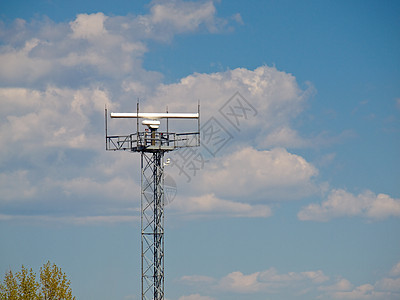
[0,86,111,166]
[0,214,139,225]
[329,283,392,299]
[260,127,356,149]
[298,189,400,221]
[390,261,400,276]
[317,261,400,300]
[376,277,400,292]
[302,271,330,284]
[256,268,329,286]
[219,271,263,293]
[0,87,142,223]
[197,147,318,201]
[181,267,329,295]
[180,262,400,299]
[368,261,400,295]
[149,0,217,32]
[0,170,37,201]
[319,278,353,292]
[146,66,309,128]
[330,284,373,299]
[367,193,400,219]
[261,126,308,148]
[0,38,53,83]
[57,176,140,201]
[134,0,238,42]
[0,5,319,225]
[0,1,235,87]
[231,13,244,25]
[0,66,316,223]
[0,87,42,115]
[169,193,271,218]
[178,294,215,300]
[141,65,315,152]
[70,13,108,40]
[0,168,141,225]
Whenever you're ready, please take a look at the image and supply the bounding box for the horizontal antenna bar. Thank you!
[110,112,199,119]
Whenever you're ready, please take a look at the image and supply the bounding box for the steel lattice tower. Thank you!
[105,104,200,300]
[141,151,164,299]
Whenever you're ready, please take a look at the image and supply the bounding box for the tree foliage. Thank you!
[0,262,75,300]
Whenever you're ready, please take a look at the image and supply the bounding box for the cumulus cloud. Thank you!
[330,284,385,299]
[0,38,53,84]
[0,170,37,201]
[145,66,311,137]
[0,3,248,224]
[390,261,400,277]
[165,145,318,218]
[196,147,318,201]
[298,189,400,221]
[261,126,308,148]
[376,277,400,293]
[0,169,141,224]
[322,280,399,300]
[178,294,216,300]
[56,176,140,201]
[179,262,400,299]
[319,278,354,292]
[179,267,329,296]
[70,12,108,40]
[219,271,263,293]
[169,193,271,218]
[0,68,316,224]
[218,268,329,293]
[0,213,139,225]
[0,2,320,225]
[141,0,219,37]
[0,86,110,165]
[0,1,236,88]
[0,85,142,223]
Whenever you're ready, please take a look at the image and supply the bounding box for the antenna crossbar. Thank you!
[110,112,199,119]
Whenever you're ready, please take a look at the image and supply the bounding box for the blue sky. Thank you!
[0,1,399,299]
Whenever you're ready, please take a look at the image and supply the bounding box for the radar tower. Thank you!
[105,103,200,300]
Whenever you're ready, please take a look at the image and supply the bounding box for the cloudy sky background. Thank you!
[1,1,399,299]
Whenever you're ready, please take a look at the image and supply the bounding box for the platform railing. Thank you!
[106,132,199,152]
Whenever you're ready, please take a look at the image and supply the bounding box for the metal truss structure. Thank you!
[105,104,200,300]
[141,151,164,300]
